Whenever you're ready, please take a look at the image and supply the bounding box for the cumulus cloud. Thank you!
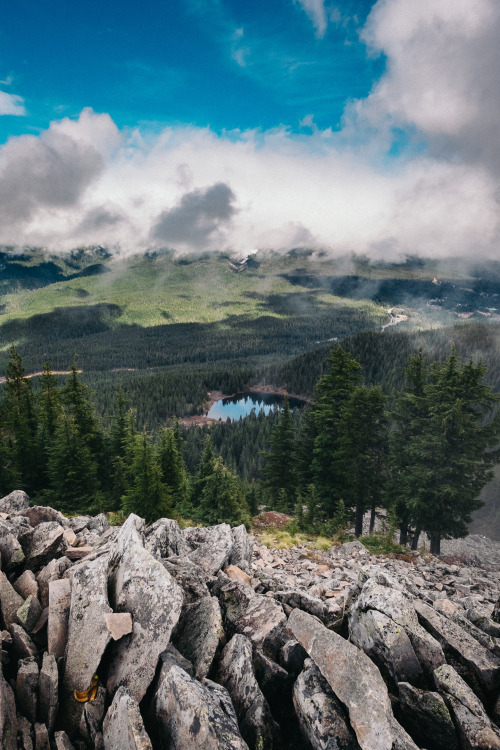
[1,0,500,259]
[359,0,500,172]
[295,0,328,37]
[151,183,237,249]
[0,90,26,116]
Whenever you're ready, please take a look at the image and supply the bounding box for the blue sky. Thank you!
[1,0,499,258]
[1,0,382,141]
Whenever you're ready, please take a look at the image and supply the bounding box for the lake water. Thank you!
[206,392,306,421]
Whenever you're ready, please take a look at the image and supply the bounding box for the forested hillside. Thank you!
[1,247,500,540]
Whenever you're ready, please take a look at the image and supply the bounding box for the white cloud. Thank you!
[295,0,328,38]
[358,0,500,171]
[0,90,26,116]
[1,0,500,259]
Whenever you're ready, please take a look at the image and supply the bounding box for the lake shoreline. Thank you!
[180,385,312,427]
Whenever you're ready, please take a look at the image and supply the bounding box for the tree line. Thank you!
[262,345,500,554]
[1,343,499,552]
[0,349,253,527]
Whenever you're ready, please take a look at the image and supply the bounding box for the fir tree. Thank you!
[3,347,40,492]
[190,434,216,507]
[121,430,172,523]
[312,345,362,515]
[263,395,296,504]
[336,385,388,537]
[393,348,500,554]
[47,412,99,513]
[197,456,248,526]
[158,427,189,508]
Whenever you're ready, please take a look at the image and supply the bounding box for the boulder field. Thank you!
[0,489,499,749]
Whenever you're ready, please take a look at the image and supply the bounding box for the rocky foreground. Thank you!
[1,491,500,750]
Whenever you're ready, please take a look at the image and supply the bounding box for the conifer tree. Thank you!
[294,405,317,495]
[121,430,171,523]
[197,456,248,526]
[37,362,61,489]
[110,403,138,510]
[336,385,388,537]
[263,395,296,505]
[393,348,500,554]
[312,345,362,515]
[3,347,40,492]
[47,412,99,513]
[62,361,108,488]
[158,427,189,508]
[190,434,216,507]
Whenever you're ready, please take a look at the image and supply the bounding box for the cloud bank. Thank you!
[1,0,499,259]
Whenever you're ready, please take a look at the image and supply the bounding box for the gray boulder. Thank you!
[34,723,50,750]
[88,513,109,534]
[467,608,500,639]
[16,656,39,723]
[13,571,38,600]
[0,668,18,750]
[0,519,25,570]
[61,551,112,732]
[187,523,235,577]
[217,634,281,749]
[79,685,106,746]
[293,658,360,750]
[47,578,71,659]
[173,596,224,679]
[0,490,29,514]
[103,686,152,749]
[349,608,423,686]
[25,523,65,571]
[397,681,458,750]
[229,525,252,571]
[216,577,286,653]
[17,715,34,750]
[38,651,58,732]
[355,579,445,677]
[434,664,500,750]
[36,557,72,609]
[106,514,183,703]
[68,516,92,533]
[4,516,33,556]
[144,517,190,559]
[155,664,249,749]
[163,558,210,603]
[54,732,75,750]
[0,570,24,628]
[273,588,341,628]
[14,506,68,528]
[16,595,42,634]
[415,600,500,693]
[9,623,38,660]
[287,608,413,750]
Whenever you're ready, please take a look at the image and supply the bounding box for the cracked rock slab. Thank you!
[155,665,249,749]
[106,514,183,703]
[415,600,500,693]
[103,686,152,750]
[217,634,283,750]
[173,596,224,679]
[293,658,360,750]
[434,664,500,750]
[288,608,404,750]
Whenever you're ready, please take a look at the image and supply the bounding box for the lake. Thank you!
[206,392,306,421]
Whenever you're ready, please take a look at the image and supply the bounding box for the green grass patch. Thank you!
[360,532,407,556]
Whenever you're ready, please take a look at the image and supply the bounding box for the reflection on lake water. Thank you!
[206,392,306,421]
